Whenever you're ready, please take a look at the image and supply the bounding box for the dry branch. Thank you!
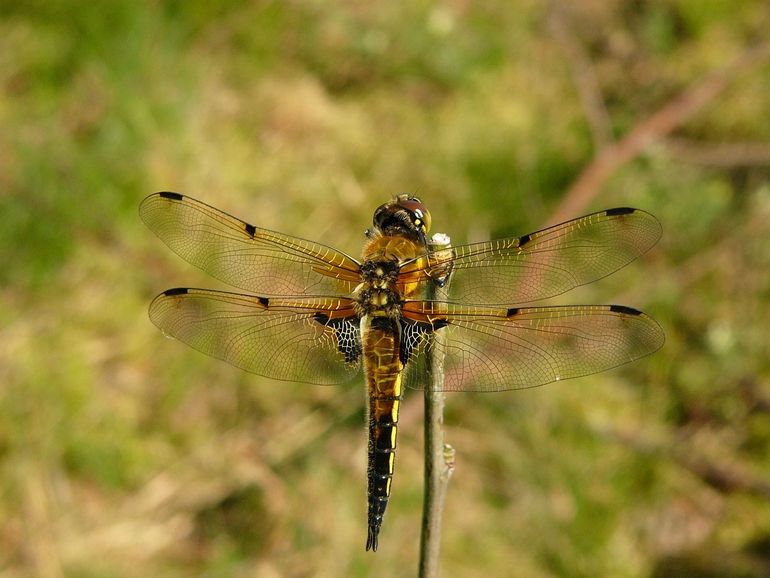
[549,41,770,224]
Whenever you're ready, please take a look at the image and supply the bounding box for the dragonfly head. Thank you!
[371,194,432,243]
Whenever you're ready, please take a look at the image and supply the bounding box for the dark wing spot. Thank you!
[158,191,184,201]
[518,233,531,247]
[258,296,269,307]
[605,207,635,216]
[506,307,519,317]
[313,312,330,324]
[244,223,257,237]
[163,287,189,296]
[610,304,642,315]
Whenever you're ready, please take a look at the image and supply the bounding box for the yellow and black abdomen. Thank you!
[361,314,404,552]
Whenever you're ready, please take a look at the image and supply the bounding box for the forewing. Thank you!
[140,192,361,296]
[402,302,664,392]
[408,208,661,305]
[149,288,361,384]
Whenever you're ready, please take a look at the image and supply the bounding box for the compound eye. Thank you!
[398,198,432,232]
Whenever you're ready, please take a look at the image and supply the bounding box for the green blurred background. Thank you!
[2,1,770,576]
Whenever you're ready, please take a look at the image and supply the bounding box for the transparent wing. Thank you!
[140,192,361,296]
[403,208,661,305]
[402,302,664,392]
[149,288,361,384]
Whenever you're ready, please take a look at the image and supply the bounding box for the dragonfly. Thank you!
[140,192,664,551]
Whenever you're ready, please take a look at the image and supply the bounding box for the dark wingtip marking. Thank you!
[507,307,519,317]
[258,296,269,307]
[245,223,257,237]
[164,287,189,296]
[610,304,642,316]
[158,191,184,201]
[606,207,635,216]
[518,233,531,247]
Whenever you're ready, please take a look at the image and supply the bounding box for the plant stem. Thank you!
[419,234,455,578]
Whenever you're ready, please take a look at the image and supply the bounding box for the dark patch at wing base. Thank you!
[313,312,362,364]
[399,318,448,366]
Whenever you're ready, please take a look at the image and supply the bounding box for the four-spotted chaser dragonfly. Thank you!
[140,192,664,551]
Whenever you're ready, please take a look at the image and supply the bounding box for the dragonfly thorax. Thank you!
[355,259,403,317]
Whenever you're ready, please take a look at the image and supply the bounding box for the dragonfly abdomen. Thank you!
[362,316,405,552]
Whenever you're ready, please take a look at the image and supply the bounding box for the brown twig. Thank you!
[549,41,770,225]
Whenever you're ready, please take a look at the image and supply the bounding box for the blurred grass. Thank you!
[2,1,770,577]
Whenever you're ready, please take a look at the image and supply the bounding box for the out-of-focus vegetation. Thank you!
[2,1,770,576]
